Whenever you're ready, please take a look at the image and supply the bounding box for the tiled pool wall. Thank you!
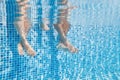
[0,0,120,80]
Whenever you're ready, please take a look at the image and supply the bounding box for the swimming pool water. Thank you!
[0,0,120,80]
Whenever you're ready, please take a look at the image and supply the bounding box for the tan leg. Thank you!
[15,0,36,56]
[54,23,78,53]
[58,0,68,5]
[41,18,50,31]
[17,42,24,55]
[41,23,50,31]
[54,23,67,42]
[21,38,36,56]
[54,0,78,53]
[14,20,36,56]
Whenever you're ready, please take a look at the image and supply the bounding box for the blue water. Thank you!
[0,0,120,80]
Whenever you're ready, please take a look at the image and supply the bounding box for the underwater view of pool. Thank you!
[0,0,120,80]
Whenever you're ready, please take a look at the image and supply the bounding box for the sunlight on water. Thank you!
[0,0,120,80]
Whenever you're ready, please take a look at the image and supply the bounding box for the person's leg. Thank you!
[54,22,78,53]
[41,18,50,31]
[58,8,70,36]
[58,0,68,5]
[54,0,78,53]
[15,20,36,56]
[15,0,36,56]
[40,0,49,31]
[54,23,67,42]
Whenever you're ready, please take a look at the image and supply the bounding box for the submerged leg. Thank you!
[54,23,78,53]
[16,20,31,55]
[41,23,50,31]
[40,0,49,31]
[58,0,68,5]
[14,20,36,56]
[41,18,50,31]
[15,0,36,56]
[14,21,24,55]
[54,0,78,53]
[17,41,24,55]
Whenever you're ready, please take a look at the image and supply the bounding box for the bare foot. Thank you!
[57,41,78,53]
[17,43,24,55]
[23,41,36,56]
[41,23,50,31]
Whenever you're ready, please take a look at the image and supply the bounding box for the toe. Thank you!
[27,49,36,56]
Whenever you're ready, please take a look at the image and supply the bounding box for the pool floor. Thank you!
[0,0,120,80]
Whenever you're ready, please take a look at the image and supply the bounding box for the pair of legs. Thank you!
[15,0,36,56]
[43,0,78,53]
[15,0,51,56]
[15,0,78,56]
[54,7,78,53]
